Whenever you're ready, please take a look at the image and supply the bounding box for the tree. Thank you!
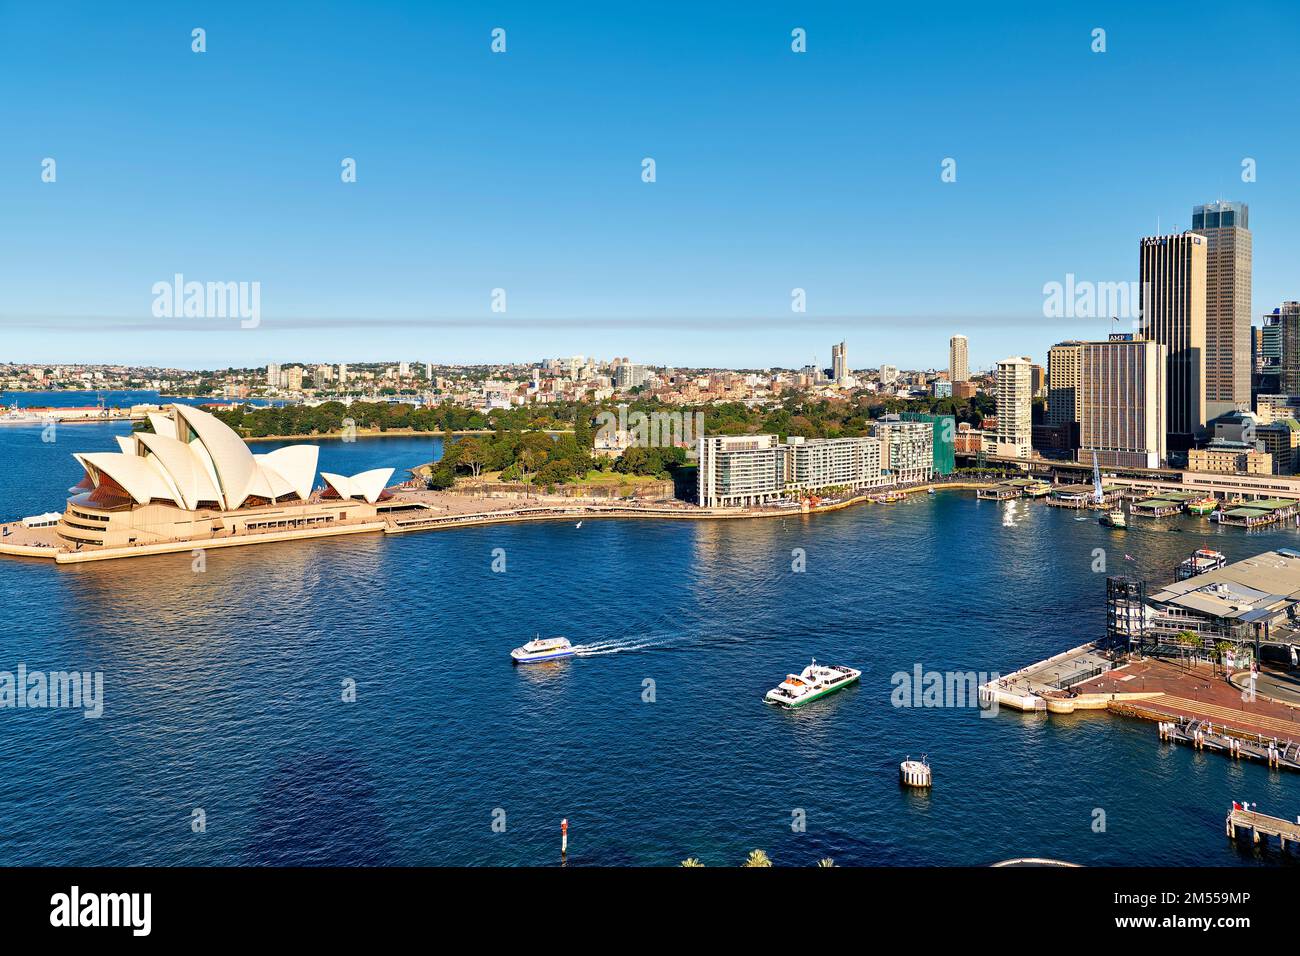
[458,438,489,480]
[517,448,545,485]
[741,849,772,868]
[816,858,835,868]
[680,858,704,867]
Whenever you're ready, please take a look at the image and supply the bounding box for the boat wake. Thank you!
[572,637,666,657]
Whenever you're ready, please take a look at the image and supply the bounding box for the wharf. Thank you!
[1226,806,1300,849]
[1154,716,1300,770]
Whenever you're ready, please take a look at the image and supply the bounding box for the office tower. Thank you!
[831,342,847,382]
[995,358,1032,458]
[1275,302,1300,394]
[1192,201,1251,417]
[949,335,969,382]
[1139,231,1207,449]
[1046,342,1082,426]
[1077,338,1167,469]
[1029,363,1045,398]
[266,362,281,388]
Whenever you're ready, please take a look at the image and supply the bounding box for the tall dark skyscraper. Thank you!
[1140,231,1207,450]
[1192,201,1252,419]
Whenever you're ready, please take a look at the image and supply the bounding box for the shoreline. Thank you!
[0,481,1001,564]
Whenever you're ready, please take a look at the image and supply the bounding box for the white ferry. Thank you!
[510,636,575,664]
[764,659,861,708]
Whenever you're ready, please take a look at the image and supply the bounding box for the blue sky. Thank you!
[2,1,1298,371]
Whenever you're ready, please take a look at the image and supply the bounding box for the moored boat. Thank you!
[1022,480,1051,498]
[1186,496,1218,515]
[510,635,575,664]
[764,659,861,708]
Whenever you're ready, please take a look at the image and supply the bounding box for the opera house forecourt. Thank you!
[0,404,399,564]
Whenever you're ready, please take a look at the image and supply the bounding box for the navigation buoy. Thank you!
[900,756,932,788]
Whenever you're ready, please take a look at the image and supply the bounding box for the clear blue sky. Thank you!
[2,1,1297,371]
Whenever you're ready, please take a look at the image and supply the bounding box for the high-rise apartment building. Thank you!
[1046,342,1082,427]
[1077,337,1167,469]
[1192,201,1251,418]
[949,335,969,383]
[994,357,1032,458]
[870,418,935,484]
[1139,231,1207,449]
[696,435,786,508]
[831,342,847,383]
[337,363,348,384]
[695,434,896,507]
[266,362,281,388]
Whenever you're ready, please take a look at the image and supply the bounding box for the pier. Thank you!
[1156,716,1300,770]
[1226,806,1300,850]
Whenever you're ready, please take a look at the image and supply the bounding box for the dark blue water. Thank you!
[0,425,1295,866]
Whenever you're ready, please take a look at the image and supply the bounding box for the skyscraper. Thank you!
[1192,201,1251,418]
[1077,337,1167,469]
[949,335,969,383]
[1046,342,1083,427]
[1139,231,1207,449]
[831,342,847,382]
[1277,302,1300,394]
[994,357,1032,458]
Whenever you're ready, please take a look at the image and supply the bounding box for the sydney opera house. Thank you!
[2,404,401,561]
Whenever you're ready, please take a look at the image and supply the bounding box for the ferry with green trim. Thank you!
[764,660,861,708]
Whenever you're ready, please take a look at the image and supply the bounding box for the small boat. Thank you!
[1177,548,1227,579]
[1099,509,1126,529]
[510,635,575,664]
[575,521,582,528]
[764,659,861,708]
[882,491,906,503]
[1074,514,1090,522]
[926,487,936,495]
[1186,496,1218,515]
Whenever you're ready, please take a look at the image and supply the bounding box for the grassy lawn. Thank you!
[574,470,661,485]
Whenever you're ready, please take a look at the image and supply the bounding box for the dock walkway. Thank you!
[1226,807,1300,849]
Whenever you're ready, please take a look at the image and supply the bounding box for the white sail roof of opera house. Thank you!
[320,468,396,504]
[71,404,322,511]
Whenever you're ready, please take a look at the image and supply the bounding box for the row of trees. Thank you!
[203,390,989,445]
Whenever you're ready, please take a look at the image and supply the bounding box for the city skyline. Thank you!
[5,4,1300,369]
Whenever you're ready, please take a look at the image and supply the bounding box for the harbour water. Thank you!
[0,419,1296,866]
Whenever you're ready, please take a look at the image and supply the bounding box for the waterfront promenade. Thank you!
[0,477,998,564]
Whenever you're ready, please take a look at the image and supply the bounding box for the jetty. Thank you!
[1156,716,1300,770]
[1226,805,1300,850]
[1216,498,1299,528]
[1129,490,1202,518]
